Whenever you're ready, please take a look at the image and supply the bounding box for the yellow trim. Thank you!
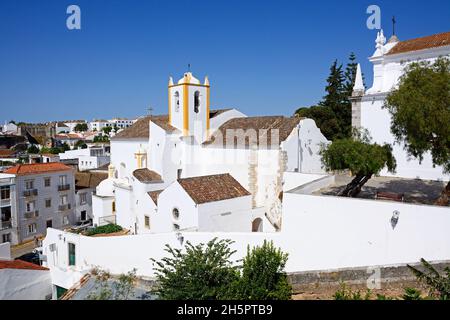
[206,86,210,133]
[183,84,189,135]
[169,83,210,89]
[168,87,171,124]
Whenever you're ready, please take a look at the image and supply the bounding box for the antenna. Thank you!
[188,63,191,72]
[147,106,153,117]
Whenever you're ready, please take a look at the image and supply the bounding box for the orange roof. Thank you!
[0,149,16,158]
[4,162,72,175]
[0,260,48,271]
[387,31,450,55]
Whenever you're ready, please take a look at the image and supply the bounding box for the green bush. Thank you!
[86,224,123,236]
[229,240,292,300]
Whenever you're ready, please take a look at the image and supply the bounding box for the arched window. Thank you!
[174,91,180,112]
[252,218,263,232]
[172,208,180,220]
[194,91,200,113]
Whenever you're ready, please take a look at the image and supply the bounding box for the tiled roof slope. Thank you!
[178,173,250,204]
[111,109,232,140]
[387,31,450,55]
[133,168,163,183]
[0,260,49,271]
[4,163,72,175]
[204,116,300,147]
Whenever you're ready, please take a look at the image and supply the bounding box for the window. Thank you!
[144,215,150,229]
[0,186,10,200]
[25,180,34,190]
[80,210,87,221]
[79,193,87,205]
[60,195,68,205]
[46,219,52,228]
[45,199,52,208]
[2,233,11,243]
[112,201,116,213]
[172,208,180,220]
[59,175,67,185]
[174,91,180,112]
[44,177,51,187]
[28,223,37,234]
[26,201,35,212]
[68,243,76,266]
[62,216,69,225]
[194,91,200,113]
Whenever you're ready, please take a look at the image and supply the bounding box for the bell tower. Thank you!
[168,72,210,142]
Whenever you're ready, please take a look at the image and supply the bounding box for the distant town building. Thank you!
[0,163,77,245]
[59,146,110,172]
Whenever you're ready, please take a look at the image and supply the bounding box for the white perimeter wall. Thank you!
[43,174,450,289]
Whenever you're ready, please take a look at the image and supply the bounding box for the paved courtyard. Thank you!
[315,174,446,205]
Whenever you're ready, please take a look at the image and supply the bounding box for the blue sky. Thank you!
[0,0,449,123]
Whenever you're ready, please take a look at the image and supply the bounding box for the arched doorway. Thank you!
[252,218,263,232]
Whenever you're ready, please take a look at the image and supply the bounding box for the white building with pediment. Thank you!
[92,72,329,233]
[351,30,450,181]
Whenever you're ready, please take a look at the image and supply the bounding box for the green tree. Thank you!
[229,240,292,300]
[74,140,87,149]
[151,238,239,300]
[74,123,88,132]
[296,57,356,141]
[86,268,137,300]
[102,126,113,135]
[407,258,450,300]
[320,129,396,197]
[384,57,450,205]
[27,144,39,154]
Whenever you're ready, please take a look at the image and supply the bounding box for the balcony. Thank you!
[58,203,72,211]
[58,184,71,191]
[24,210,39,219]
[23,189,38,197]
[0,220,12,230]
[0,198,11,207]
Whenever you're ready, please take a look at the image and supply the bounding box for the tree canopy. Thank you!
[74,123,88,132]
[384,57,450,174]
[295,54,359,141]
[151,238,292,300]
[320,130,396,197]
[152,238,239,300]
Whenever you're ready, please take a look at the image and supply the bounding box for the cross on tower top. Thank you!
[392,16,396,36]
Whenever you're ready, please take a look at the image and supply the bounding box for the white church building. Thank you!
[92,72,329,233]
[351,30,450,181]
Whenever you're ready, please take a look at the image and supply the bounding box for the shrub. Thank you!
[86,224,123,236]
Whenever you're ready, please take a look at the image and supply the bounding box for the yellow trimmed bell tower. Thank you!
[168,72,210,141]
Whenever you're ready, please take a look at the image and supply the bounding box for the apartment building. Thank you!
[0,163,76,245]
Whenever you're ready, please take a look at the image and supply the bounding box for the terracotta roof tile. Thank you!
[4,162,72,175]
[0,260,48,271]
[147,190,163,204]
[133,168,163,183]
[75,171,108,189]
[204,116,300,147]
[387,31,450,55]
[0,149,17,158]
[178,173,250,204]
[112,109,232,140]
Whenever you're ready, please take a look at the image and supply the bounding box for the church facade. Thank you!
[351,30,450,181]
[92,72,329,234]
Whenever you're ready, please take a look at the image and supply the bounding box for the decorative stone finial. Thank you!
[353,64,365,94]
[168,76,174,86]
[204,76,209,86]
